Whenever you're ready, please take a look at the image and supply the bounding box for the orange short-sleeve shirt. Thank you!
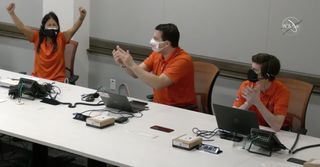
[143,47,196,107]
[30,30,67,82]
[233,80,290,128]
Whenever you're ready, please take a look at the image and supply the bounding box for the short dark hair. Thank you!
[155,23,180,48]
[252,53,280,81]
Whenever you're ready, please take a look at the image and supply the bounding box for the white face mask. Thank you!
[45,27,58,30]
[150,38,165,52]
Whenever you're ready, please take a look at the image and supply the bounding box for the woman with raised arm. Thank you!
[6,3,86,82]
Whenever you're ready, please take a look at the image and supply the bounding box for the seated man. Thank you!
[233,53,290,132]
[112,23,196,109]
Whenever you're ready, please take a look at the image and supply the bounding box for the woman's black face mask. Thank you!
[247,69,259,83]
[44,28,58,39]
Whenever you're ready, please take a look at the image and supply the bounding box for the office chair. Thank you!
[278,77,313,134]
[146,61,220,113]
[64,40,79,85]
[146,61,220,115]
[193,61,219,115]
[18,40,79,84]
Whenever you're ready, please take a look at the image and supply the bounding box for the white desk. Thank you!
[0,69,319,167]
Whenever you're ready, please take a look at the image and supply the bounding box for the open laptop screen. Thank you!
[213,103,259,136]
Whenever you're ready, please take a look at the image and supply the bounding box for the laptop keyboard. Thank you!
[130,102,146,112]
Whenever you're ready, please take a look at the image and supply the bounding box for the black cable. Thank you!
[80,86,107,102]
[41,96,105,108]
[96,85,107,92]
[287,129,320,154]
[131,111,143,118]
[42,82,61,95]
[61,101,104,108]
[77,108,143,118]
[51,85,61,95]
[192,128,219,141]
[79,108,110,116]
[81,92,99,102]
[41,84,103,107]
[35,82,59,100]
[74,108,142,124]
[107,109,143,118]
[291,144,320,154]
[289,129,302,154]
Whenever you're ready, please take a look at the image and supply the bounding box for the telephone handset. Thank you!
[247,128,287,156]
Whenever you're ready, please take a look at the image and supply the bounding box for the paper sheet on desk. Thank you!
[0,78,19,87]
[0,99,7,103]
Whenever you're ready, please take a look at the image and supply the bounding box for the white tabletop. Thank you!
[0,69,319,167]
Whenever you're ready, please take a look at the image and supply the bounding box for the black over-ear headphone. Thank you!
[265,60,272,79]
[263,56,276,81]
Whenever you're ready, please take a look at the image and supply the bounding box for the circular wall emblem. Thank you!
[281,17,302,36]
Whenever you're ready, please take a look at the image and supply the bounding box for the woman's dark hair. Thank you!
[155,23,180,48]
[37,12,60,53]
[252,53,281,81]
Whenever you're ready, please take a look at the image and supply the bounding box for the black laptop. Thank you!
[213,104,259,136]
[99,92,147,113]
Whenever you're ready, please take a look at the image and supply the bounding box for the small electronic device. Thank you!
[172,134,202,150]
[115,117,128,123]
[41,98,60,105]
[73,113,89,121]
[287,158,306,165]
[150,125,174,133]
[247,128,286,156]
[86,115,115,129]
[198,144,222,154]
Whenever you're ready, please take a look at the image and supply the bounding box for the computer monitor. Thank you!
[213,104,259,141]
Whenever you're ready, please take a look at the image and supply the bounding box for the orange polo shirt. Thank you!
[233,80,291,128]
[143,47,197,107]
[30,30,67,82]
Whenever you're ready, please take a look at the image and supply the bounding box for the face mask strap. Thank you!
[45,27,58,31]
